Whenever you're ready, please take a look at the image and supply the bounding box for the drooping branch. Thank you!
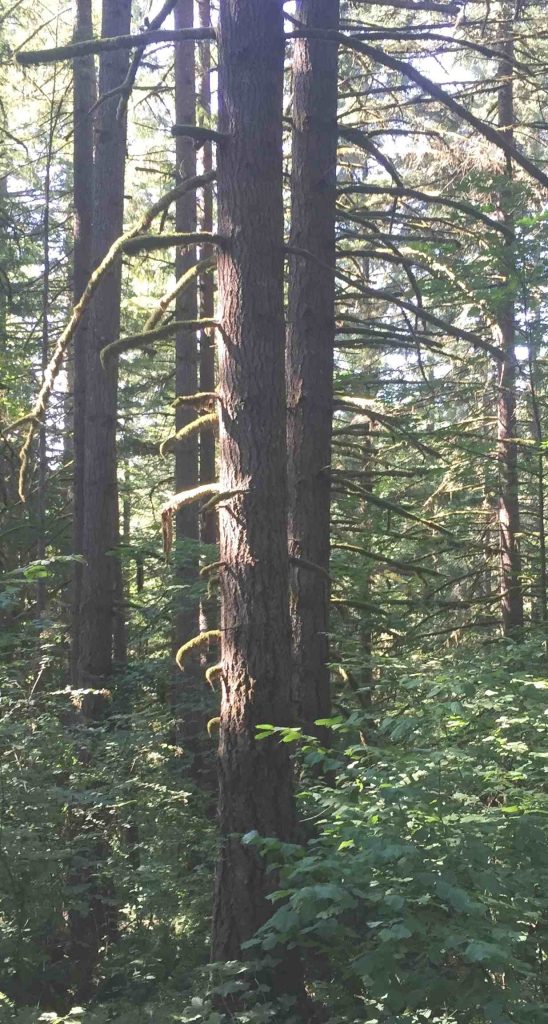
[100,318,218,366]
[337,181,514,238]
[160,482,220,555]
[175,630,221,672]
[288,245,504,361]
[291,28,548,191]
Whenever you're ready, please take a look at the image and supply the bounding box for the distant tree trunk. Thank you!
[71,0,96,682]
[496,8,524,635]
[527,331,548,635]
[78,0,132,685]
[212,0,300,990]
[286,0,339,729]
[70,0,131,1000]
[36,89,56,617]
[171,0,201,753]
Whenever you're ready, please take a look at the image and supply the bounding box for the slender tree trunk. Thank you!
[171,0,201,752]
[70,0,131,999]
[78,0,132,686]
[496,9,524,635]
[71,0,96,682]
[37,93,56,617]
[198,0,215,466]
[198,0,217,654]
[212,1,300,990]
[286,0,339,730]
[198,0,217,547]
[527,338,548,637]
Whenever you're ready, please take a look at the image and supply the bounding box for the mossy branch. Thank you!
[10,170,216,501]
[200,560,226,577]
[161,483,220,556]
[101,319,218,367]
[16,27,215,65]
[145,258,215,333]
[205,664,223,687]
[175,630,221,672]
[199,488,247,516]
[122,231,222,256]
[160,412,218,457]
[173,391,219,411]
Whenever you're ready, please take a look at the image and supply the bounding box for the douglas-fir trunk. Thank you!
[78,0,132,685]
[287,0,339,729]
[212,0,299,975]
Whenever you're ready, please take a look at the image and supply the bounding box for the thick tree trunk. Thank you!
[212,0,299,984]
[496,14,524,636]
[287,0,339,730]
[78,0,132,685]
[71,0,96,681]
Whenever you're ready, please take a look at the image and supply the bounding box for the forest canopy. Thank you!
[0,1,547,1022]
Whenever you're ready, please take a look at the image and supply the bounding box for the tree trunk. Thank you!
[198,0,217,548]
[36,84,56,618]
[78,0,132,685]
[287,0,339,730]
[70,0,131,999]
[496,10,524,636]
[212,0,299,987]
[171,0,202,754]
[71,0,96,682]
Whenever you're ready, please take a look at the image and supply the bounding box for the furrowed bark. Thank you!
[198,0,217,550]
[78,0,132,685]
[287,0,339,732]
[212,1,301,999]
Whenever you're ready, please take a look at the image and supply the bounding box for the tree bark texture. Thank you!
[198,0,217,548]
[172,0,202,755]
[287,0,339,728]
[70,0,96,680]
[212,0,298,967]
[496,11,524,635]
[78,0,132,685]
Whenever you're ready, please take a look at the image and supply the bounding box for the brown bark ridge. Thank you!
[171,0,201,757]
[287,0,339,730]
[78,0,132,685]
[496,7,524,636]
[212,0,300,989]
[70,0,96,681]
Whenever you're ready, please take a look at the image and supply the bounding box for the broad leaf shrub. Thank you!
[2,642,546,1024]
[248,642,548,1022]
